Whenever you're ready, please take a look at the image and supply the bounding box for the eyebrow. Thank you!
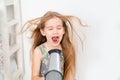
[46,25,63,28]
[57,25,63,27]
[45,26,53,29]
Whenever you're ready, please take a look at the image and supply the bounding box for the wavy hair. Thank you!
[22,11,85,80]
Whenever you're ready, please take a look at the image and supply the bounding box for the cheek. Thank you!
[42,29,51,36]
[63,30,65,34]
[45,31,52,36]
[62,27,65,34]
[45,32,52,38]
[62,29,65,35]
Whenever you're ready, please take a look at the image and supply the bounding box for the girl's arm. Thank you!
[32,47,45,80]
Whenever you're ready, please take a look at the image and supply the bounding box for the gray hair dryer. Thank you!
[40,49,63,80]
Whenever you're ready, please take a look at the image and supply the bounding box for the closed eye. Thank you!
[57,25,63,30]
[57,27,62,30]
[46,26,53,30]
[48,28,53,30]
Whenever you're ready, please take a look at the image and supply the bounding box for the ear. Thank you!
[40,29,45,36]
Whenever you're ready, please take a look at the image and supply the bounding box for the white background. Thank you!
[20,0,120,80]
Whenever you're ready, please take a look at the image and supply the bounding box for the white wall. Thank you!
[20,0,120,80]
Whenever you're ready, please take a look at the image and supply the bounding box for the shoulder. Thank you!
[33,46,43,59]
[33,46,40,54]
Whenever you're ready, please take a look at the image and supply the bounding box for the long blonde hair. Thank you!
[22,11,85,80]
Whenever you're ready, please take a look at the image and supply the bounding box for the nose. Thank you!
[53,28,58,34]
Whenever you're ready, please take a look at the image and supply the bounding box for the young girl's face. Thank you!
[41,17,65,47]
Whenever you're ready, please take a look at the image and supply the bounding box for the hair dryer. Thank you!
[40,49,63,80]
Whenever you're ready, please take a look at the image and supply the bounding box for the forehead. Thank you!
[45,17,63,27]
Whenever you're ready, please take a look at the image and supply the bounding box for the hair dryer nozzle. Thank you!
[48,49,62,55]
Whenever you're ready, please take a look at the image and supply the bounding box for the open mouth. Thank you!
[52,36,59,43]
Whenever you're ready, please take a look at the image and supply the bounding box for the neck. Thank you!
[44,42,62,51]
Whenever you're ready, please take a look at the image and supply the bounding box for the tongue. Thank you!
[52,37,58,42]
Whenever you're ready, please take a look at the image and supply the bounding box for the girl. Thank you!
[23,11,84,80]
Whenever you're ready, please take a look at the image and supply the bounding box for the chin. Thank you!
[52,43,60,47]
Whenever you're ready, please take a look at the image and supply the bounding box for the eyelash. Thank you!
[57,27,62,29]
[48,28,53,30]
[47,27,62,30]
